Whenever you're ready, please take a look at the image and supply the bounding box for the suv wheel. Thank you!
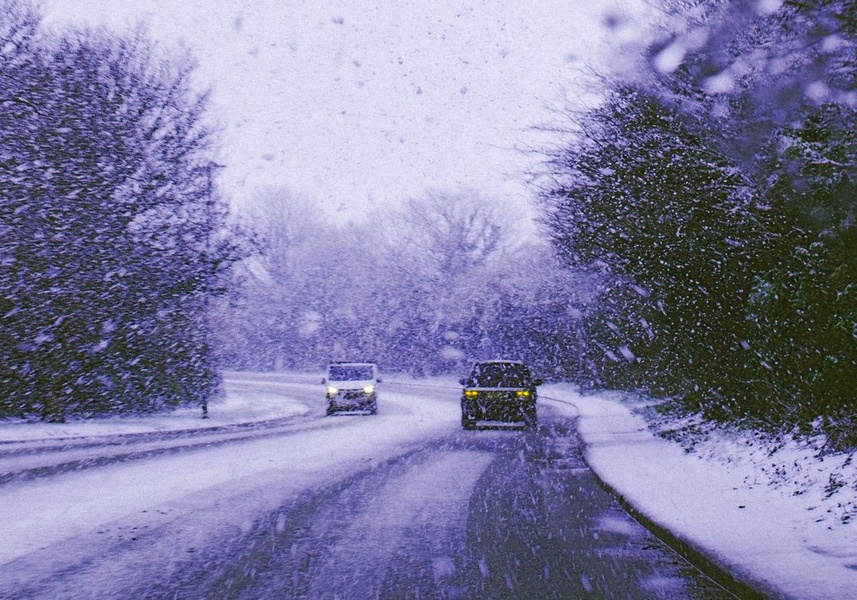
[522,405,537,429]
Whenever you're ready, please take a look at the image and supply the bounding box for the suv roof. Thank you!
[466,360,533,388]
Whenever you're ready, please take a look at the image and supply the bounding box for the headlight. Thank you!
[515,390,531,398]
[464,389,478,398]
[363,385,375,394]
[326,386,339,395]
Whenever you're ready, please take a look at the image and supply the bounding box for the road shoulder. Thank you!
[542,384,857,600]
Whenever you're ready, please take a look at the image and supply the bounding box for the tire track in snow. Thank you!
[303,451,494,598]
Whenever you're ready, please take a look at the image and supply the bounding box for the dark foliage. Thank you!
[0,2,237,420]
[540,84,775,412]
[539,0,857,445]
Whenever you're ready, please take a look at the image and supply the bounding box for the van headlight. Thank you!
[326,386,339,395]
[363,385,375,394]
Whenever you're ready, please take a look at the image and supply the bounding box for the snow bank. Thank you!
[543,385,857,600]
[0,371,317,442]
[0,373,462,566]
[3,372,855,599]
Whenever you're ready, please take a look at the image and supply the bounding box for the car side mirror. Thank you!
[534,378,543,386]
[321,378,326,384]
[377,377,383,383]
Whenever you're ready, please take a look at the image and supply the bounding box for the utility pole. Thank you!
[201,161,224,419]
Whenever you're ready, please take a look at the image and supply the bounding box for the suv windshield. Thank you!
[328,365,374,381]
[469,362,532,388]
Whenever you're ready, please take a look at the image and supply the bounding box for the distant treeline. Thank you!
[215,188,588,383]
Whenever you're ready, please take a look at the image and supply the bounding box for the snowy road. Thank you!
[0,374,733,599]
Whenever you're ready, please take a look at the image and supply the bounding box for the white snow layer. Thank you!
[0,374,854,599]
[542,385,857,600]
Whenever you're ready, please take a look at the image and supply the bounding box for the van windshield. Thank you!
[328,365,374,381]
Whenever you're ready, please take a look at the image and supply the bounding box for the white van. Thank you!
[322,362,379,415]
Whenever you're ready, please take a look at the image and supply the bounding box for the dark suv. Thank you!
[460,360,542,429]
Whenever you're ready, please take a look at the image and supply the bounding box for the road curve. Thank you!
[0,375,736,599]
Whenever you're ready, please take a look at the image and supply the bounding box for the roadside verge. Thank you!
[542,385,857,600]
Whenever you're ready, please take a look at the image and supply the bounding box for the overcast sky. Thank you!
[43,0,654,220]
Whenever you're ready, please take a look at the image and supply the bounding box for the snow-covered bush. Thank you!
[0,1,237,420]
[537,0,857,445]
